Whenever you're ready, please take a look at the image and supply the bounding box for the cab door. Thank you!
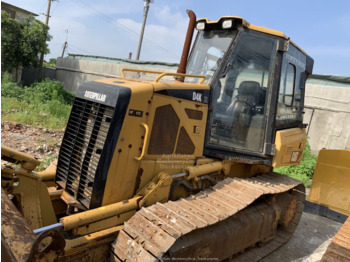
[205,31,277,159]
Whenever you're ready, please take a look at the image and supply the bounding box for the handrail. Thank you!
[120,68,164,79]
[120,68,206,85]
[154,72,206,84]
[135,123,150,161]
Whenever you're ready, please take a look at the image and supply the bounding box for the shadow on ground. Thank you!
[262,212,342,262]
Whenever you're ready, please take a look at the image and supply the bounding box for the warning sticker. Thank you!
[291,151,299,162]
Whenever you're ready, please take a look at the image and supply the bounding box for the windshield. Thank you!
[186,30,236,83]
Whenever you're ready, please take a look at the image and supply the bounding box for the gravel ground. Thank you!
[1,121,64,162]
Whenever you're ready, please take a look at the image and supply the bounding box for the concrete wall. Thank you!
[56,57,178,93]
[56,57,350,154]
[303,80,350,154]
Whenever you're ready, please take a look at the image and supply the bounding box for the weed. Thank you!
[35,154,55,172]
[1,76,73,129]
[25,79,75,105]
[1,73,25,99]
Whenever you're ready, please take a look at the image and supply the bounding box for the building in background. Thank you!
[1,2,39,82]
[1,1,38,22]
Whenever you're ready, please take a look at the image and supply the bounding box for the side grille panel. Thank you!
[185,108,203,120]
[56,97,114,208]
[148,104,180,155]
[175,127,195,155]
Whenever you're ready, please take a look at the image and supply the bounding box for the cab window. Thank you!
[279,64,296,105]
[276,44,306,127]
[186,30,236,83]
[208,32,276,153]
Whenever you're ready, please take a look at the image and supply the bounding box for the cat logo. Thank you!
[192,92,202,102]
[84,91,106,102]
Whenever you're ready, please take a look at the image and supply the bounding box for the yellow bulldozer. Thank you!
[2,10,316,261]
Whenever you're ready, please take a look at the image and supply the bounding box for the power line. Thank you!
[67,43,91,55]
[50,1,60,16]
[70,0,179,59]
[72,0,141,38]
[39,0,48,14]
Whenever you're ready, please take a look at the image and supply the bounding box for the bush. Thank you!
[1,76,74,129]
[274,142,317,187]
[2,75,75,105]
[1,73,24,99]
[25,79,75,105]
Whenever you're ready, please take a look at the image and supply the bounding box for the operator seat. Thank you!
[226,81,262,142]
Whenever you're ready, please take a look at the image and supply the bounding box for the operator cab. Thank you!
[186,17,313,164]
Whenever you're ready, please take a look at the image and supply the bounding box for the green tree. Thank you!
[44,58,57,68]
[1,11,51,77]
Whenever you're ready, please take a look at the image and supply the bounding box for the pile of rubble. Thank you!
[1,121,64,160]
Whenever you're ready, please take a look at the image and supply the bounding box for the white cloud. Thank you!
[88,0,142,16]
[153,5,186,26]
[114,6,189,62]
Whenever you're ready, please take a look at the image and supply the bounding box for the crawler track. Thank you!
[111,173,305,261]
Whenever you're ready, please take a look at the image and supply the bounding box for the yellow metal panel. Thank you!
[100,80,154,206]
[197,16,287,39]
[1,188,36,262]
[96,78,210,205]
[6,168,57,229]
[144,92,208,158]
[136,92,209,191]
[272,128,307,167]
[152,81,210,92]
[308,149,350,216]
[248,24,285,38]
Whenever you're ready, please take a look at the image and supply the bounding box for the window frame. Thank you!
[280,63,296,106]
[204,29,280,160]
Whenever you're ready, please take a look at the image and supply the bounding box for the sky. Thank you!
[4,0,350,76]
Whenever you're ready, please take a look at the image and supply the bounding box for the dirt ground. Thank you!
[1,121,64,163]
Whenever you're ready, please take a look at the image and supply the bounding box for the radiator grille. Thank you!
[56,97,114,208]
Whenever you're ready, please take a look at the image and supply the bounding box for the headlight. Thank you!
[222,20,233,29]
[196,22,205,30]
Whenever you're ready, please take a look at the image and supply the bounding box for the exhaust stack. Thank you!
[177,10,196,76]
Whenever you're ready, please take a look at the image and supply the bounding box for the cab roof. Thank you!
[197,16,308,55]
[197,16,286,38]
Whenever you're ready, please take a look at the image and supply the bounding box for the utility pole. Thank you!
[44,0,52,25]
[61,42,68,58]
[61,29,68,58]
[135,0,153,60]
[38,0,56,78]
